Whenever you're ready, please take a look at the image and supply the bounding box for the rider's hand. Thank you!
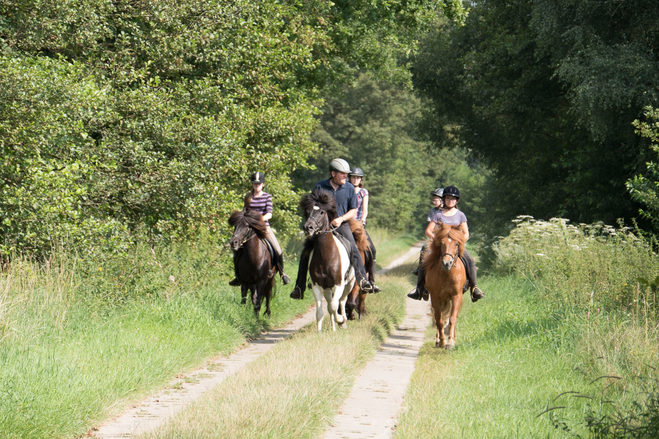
[331,216,343,228]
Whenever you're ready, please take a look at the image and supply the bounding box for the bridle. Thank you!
[441,237,460,270]
[305,205,336,237]
[234,222,256,248]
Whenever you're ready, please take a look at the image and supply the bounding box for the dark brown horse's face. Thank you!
[439,236,461,271]
[303,205,330,238]
[230,220,253,251]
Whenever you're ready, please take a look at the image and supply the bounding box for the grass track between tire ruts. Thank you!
[140,274,408,439]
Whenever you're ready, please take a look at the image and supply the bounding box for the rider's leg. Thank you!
[290,239,313,299]
[407,263,428,301]
[412,242,428,275]
[229,251,241,286]
[364,230,381,292]
[266,226,290,285]
[462,249,484,302]
[335,223,373,292]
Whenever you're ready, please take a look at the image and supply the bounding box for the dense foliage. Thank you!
[413,0,659,232]
[628,107,659,230]
[293,74,490,234]
[0,0,462,257]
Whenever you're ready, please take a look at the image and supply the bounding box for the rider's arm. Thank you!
[332,208,357,227]
[361,195,369,224]
[425,221,436,239]
[460,222,470,241]
[262,212,272,222]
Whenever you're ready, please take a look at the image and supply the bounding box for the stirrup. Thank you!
[407,288,423,300]
[359,279,374,292]
[471,287,484,302]
[371,283,382,293]
[228,278,241,286]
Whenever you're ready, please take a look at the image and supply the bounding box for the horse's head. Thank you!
[300,189,337,238]
[228,210,267,251]
[435,224,466,271]
[303,205,331,238]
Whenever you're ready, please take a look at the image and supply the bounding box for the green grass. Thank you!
[0,250,310,439]
[369,228,420,268]
[395,275,608,438]
[140,274,408,439]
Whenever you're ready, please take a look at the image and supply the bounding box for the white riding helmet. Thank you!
[329,158,351,174]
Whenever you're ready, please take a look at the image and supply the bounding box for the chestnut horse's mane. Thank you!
[228,209,268,240]
[422,224,466,269]
[300,188,338,222]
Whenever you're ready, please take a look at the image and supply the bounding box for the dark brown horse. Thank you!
[228,210,275,318]
[422,224,468,349]
[301,189,355,332]
[345,220,371,320]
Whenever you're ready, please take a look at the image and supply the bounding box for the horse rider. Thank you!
[229,171,291,286]
[408,185,485,302]
[349,166,381,293]
[412,187,444,277]
[290,158,375,299]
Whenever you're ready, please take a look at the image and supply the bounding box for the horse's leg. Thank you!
[251,286,260,319]
[330,285,345,328]
[240,285,247,305]
[446,294,463,349]
[312,285,324,333]
[264,279,272,318]
[338,283,351,329]
[324,287,338,331]
[433,298,446,348]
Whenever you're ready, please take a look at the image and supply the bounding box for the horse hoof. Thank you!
[445,343,455,350]
[240,298,247,305]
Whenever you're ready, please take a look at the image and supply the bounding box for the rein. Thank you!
[441,239,460,270]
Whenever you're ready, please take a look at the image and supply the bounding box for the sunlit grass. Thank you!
[141,275,409,439]
[369,228,420,268]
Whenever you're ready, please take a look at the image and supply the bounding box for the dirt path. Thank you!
[93,242,427,438]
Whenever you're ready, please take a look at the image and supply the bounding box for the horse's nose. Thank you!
[230,238,240,251]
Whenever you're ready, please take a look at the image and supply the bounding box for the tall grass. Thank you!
[493,216,659,436]
[0,240,310,439]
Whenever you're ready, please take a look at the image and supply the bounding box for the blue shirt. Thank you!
[315,179,358,217]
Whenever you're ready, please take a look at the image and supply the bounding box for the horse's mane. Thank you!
[300,188,337,221]
[422,224,466,269]
[348,219,370,254]
[228,209,268,239]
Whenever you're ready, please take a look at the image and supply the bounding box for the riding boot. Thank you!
[229,252,241,286]
[407,266,428,300]
[277,259,291,285]
[290,240,313,300]
[471,286,485,302]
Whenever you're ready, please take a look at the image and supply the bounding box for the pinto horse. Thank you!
[301,189,355,332]
[228,210,275,318]
[422,224,468,349]
[345,220,371,320]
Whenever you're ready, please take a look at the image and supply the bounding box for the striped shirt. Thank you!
[247,192,273,225]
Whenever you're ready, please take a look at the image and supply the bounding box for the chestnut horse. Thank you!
[301,189,355,332]
[422,224,468,349]
[228,210,275,318]
[345,220,371,320]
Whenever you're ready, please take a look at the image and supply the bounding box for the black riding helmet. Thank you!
[349,167,364,177]
[250,171,265,184]
[443,185,460,199]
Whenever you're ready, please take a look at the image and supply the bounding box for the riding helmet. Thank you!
[443,185,460,199]
[349,167,365,177]
[431,187,444,197]
[329,158,351,174]
[250,171,265,184]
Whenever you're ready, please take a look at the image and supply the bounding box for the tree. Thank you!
[413,0,659,230]
[293,74,489,233]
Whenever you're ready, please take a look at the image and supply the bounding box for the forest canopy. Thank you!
[413,0,659,232]
[0,0,465,257]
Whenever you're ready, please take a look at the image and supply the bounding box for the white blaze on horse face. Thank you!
[313,205,320,211]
